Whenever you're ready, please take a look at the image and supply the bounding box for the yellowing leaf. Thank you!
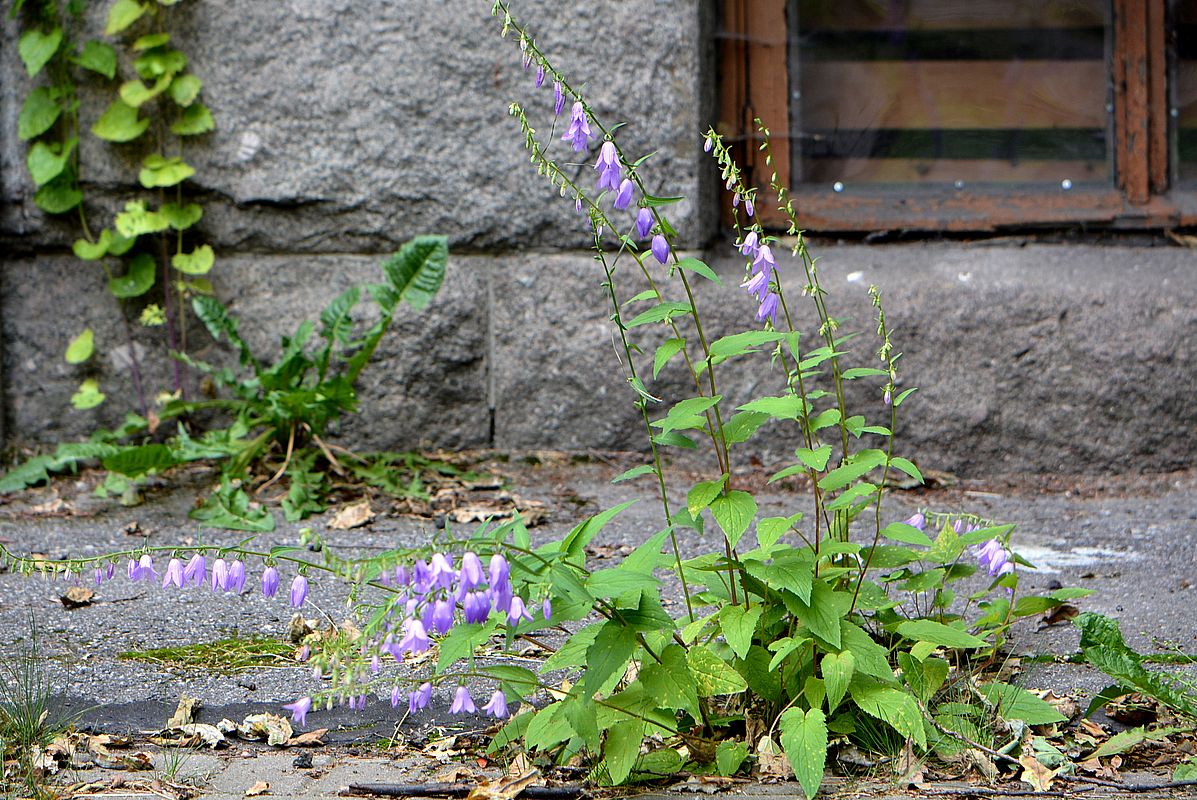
[65,329,95,364]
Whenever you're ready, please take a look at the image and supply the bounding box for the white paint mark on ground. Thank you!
[1014,543,1139,574]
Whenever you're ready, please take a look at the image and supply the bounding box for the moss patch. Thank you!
[118,636,295,672]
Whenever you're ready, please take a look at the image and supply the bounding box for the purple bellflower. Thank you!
[459,552,484,590]
[261,566,280,598]
[542,597,552,620]
[162,558,185,589]
[399,619,431,654]
[482,690,509,718]
[290,575,309,607]
[595,141,621,193]
[409,681,432,714]
[739,231,759,257]
[553,81,565,116]
[450,686,476,714]
[756,293,780,326]
[464,591,491,624]
[211,558,228,592]
[283,697,312,727]
[430,599,454,635]
[507,596,534,626]
[562,101,591,151]
[183,554,206,587]
[635,207,654,239]
[651,234,670,265]
[905,512,926,530]
[227,560,247,594]
[977,539,1014,577]
[534,64,545,88]
[613,178,635,210]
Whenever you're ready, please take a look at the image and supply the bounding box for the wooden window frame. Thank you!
[718,0,1197,232]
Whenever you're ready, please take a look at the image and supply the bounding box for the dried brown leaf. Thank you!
[329,499,374,530]
[244,779,271,796]
[465,769,540,800]
[754,735,792,779]
[167,696,201,728]
[60,586,95,608]
[1018,752,1057,792]
[286,728,328,747]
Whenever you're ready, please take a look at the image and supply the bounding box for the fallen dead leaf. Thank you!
[286,728,328,747]
[465,769,540,800]
[151,723,227,749]
[1040,603,1080,628]
[1166,230,1197,248]
[1019,752,1057,792]
[30,497,67,515]
[59,585,95,609]
[1043,691,1079,721]
[963,748,998,783]
[167,696,202,729]
[504,752,534,780]
[244,780,270,796]
[895,739,925,787]
[329,499,374,530]
[755,735,792,779]
[237,713,293,746]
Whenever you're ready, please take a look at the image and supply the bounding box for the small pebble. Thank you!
[293,753,313,769]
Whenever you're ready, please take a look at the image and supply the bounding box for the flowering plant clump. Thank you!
[0,2,1101,796]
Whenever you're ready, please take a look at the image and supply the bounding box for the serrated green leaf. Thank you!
[171,244,214,275]
[171,102,214,135]
[652,395,721,434]
[65,328,94,363]
[890,457,923,484]
[927,522,964,564]
[603,719,643,785]
[108,253,156,298]
[169,73,202,106]
[718,604,762,660]
[898,652,948,704]
[139,154,194,188]
[612,464,656,484]
[715,740,749,777]
[789,579,850,648]
[724,410,769,444]
[822,650,855,712]
[71,379,105,410]
[653,337,685,379]
[19,28,62,77]
[676,256,721,285]
[580,621,637,698]
[18,87,60,140]
[92,99,149,142]
[744,555,812,603]
[27,139,75,186]
[106,0,146,34]
[779,707,827,800]
[381,234,447,310]
[626,301,691,328]
[978,682,1066,725]
[850,679,927,747]
[687,645,748,696]
[639,644,700,718]
[687,475,726,517]
[584,568,660,599]
[101,443,177,477]
[189,482,276,532]
[709,330,784,361]
[818,449,887,491]
[896,620,988,649]
[709,490,756,549]
[737,394,806,421]
[881,521,934,547]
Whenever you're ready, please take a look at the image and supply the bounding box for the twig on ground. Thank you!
[1064,775,1197,792]
[343,784,585,799]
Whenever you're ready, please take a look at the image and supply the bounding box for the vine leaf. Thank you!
[105,0,147,35]
[171,103,214,135]
[71,379,105,410]
[779,707,827,800]
[171,245,215,276]
[108,254,157,299]
[18,87,61,140]
[92,99,150,142]
[18,27,62,77]
[74,40,117,79]
[139,154,195,188]
[65,329,95,364]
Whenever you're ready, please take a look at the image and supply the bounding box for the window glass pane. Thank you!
[789,0,1112,188]
[1178,0,1197,184]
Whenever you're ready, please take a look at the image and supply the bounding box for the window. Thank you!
[718,0,1197,231]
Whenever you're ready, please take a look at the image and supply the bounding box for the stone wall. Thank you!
[3,3,1195,476]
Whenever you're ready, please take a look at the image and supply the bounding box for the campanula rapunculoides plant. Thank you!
[0,2,1096,795]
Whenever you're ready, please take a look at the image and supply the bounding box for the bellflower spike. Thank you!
[482,690,509,718]
[635,207,654,239]
[450,686,476,714]
[290,575,309,607]
[595,141,621,193]
[391,686,402,708]
[283,697,312,727]
[413,682,432,712]
[429,552,455,589]
[261,566,280,598]
[562,101,591,151]
[227,560,247,594]
[884,388,892,406]
[553,81,565,116]
[745,198,755,217]
[752,244,777,277]
[127,559,139,581]
[211,558,228,592]
[94,567,105,587]
[162,558,184,589]
[613,178,635,210]
[488,553,510,589]
[183,554,205,587]
[651,234,670,265]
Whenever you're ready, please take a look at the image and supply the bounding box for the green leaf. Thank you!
[1075,612,1197,718]
[625,301,691,328]
[108,253,156,298]
[523,703,572,752]
[818,449,887,492]
[719,605,762,660]
[612,464,656,484]
[27,139,74,186]
[19,28,63,77]
[889,457,923,485]
[133,47,186,80]
[841,367,889,379]
[74,230,113,261]
[898,652,948,704]
[676,256,721,284]
[795,444,833,472]
[1173,760,1197,782]
[896,620,988,649]
[926,522,964,564]
[381,234,447,310]
[738,394,807,421]
[105,0,146,34]
[687,475,726,516]
[139,154,195,188]
[653,337,685,379]
[171,102,214,135]
[71,379,106,410]
[603,720,643,785]
[18,87,61,140]
[169,74,202,106]
[881,522,934,547]
[715,741,750,777]
[189,482,276,532]
[687,644,748,696]
[160,202,203,230]
[639,644,700,718]
[743,555,812,603]
[653,395,721,434]
[171,244,215,275]
[585,568,660,599]
[120,75,171,107]
[115,200,169,237]
[481,665,540,700]
[789,579,850,648]
[65,328,94,363]
[724,410,769,444]
[74,39,118,78]
[779,707,827,800]
[101,443,177,477]
[34,173,82,214]
[709,490,756,549]
[849,680,927,747]
[487,711,533,755]
[92,99,149,142]
[132,32,170,50]
[580,622,637,698]
[708,330,784,362]
[977,682,1066,725]
[822,650,855,712]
